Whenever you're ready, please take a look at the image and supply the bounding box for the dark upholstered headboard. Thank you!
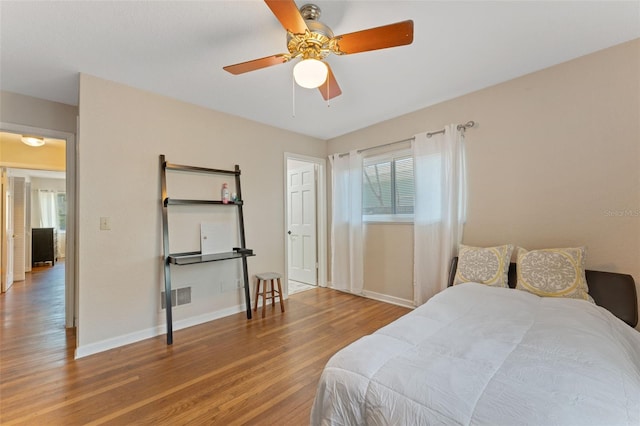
[448,257,638,328]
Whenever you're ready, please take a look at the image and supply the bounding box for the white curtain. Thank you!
[33,189,57,228]
[329,150,364,294]
[412,124,467,305]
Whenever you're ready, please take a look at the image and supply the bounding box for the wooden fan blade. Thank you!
[318,64,341,100]
[335,20,414,55]
[264,0,308,34]
[223,54,288,75]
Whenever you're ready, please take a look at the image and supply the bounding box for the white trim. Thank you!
[0,161,64,171]
[326,281,415,309]
[0,122,77,329]
[361,290,415,309]
[75,303,247,359]
[283,153,328,293]
[363,214,414,224]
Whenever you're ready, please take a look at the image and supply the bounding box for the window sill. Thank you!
[363,215,414,224]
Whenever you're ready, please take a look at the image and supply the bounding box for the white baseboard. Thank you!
[74,304,247,359]
[74,289,410,359]
[327,281,415,309]
[361,290,415,309]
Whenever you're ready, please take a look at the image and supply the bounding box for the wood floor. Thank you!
[1,263,410,425]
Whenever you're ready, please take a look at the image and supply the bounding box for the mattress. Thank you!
[311,283,640,425]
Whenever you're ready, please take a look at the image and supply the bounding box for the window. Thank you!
[362,150,414,222]
[56,193,67,231]
[35,189,66,231]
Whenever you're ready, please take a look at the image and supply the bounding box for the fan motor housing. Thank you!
[300,4,321,21]
[286,4,336,60]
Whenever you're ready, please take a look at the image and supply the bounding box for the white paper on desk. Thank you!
[200,222,234,254]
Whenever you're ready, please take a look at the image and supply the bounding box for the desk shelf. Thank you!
[163,198,243,207]
[160,155,253,345]
[169,251,255,265]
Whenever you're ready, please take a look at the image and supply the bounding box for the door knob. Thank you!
[288,230,292,235]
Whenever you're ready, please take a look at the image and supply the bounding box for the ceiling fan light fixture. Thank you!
[21,135,45,147]
[293,58,328,89]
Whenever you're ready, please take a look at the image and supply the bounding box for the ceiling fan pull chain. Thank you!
[292,75,296,118]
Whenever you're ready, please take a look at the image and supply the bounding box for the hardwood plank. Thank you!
[1,263,410,424]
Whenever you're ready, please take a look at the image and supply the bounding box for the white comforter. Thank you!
[311,283,640,426]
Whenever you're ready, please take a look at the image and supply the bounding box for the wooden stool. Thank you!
[254,272,285,318]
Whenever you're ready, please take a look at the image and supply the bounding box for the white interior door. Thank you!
[2,173,15,292]
[12,177,26,281]
[287,163,317,285]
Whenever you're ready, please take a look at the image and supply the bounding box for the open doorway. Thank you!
[2,168,65,282]
[284,153,327,296]
[0,126,76,333]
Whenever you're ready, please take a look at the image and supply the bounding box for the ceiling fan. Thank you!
[223,0,414,100]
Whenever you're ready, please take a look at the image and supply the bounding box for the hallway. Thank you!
[0,261,74,374]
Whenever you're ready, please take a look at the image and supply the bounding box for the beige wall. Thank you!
[77,74,326,355]
[0,90,78,134]
[364,223,413,302]
[0,91,75,170]
[329,39,640,312]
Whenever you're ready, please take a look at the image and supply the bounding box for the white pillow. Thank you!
[515,246,594,303]
[454,244,514,288]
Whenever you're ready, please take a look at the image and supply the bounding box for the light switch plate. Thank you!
[100,217,111,230]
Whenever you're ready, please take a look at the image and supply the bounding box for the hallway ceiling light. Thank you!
[21,135,45,147]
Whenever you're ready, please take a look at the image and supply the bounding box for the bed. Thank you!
[311,257,640,425]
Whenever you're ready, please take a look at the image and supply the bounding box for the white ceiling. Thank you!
[1,1,638,140]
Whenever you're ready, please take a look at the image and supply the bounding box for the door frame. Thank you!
[283,153,327,292]
[0,122,77,328]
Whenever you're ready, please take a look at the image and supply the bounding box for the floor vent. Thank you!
[161,286,191,309]
[177,287,191,305]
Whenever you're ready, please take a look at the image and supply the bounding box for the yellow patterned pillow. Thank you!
[453,244,514,288]
[515,247,594,303]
